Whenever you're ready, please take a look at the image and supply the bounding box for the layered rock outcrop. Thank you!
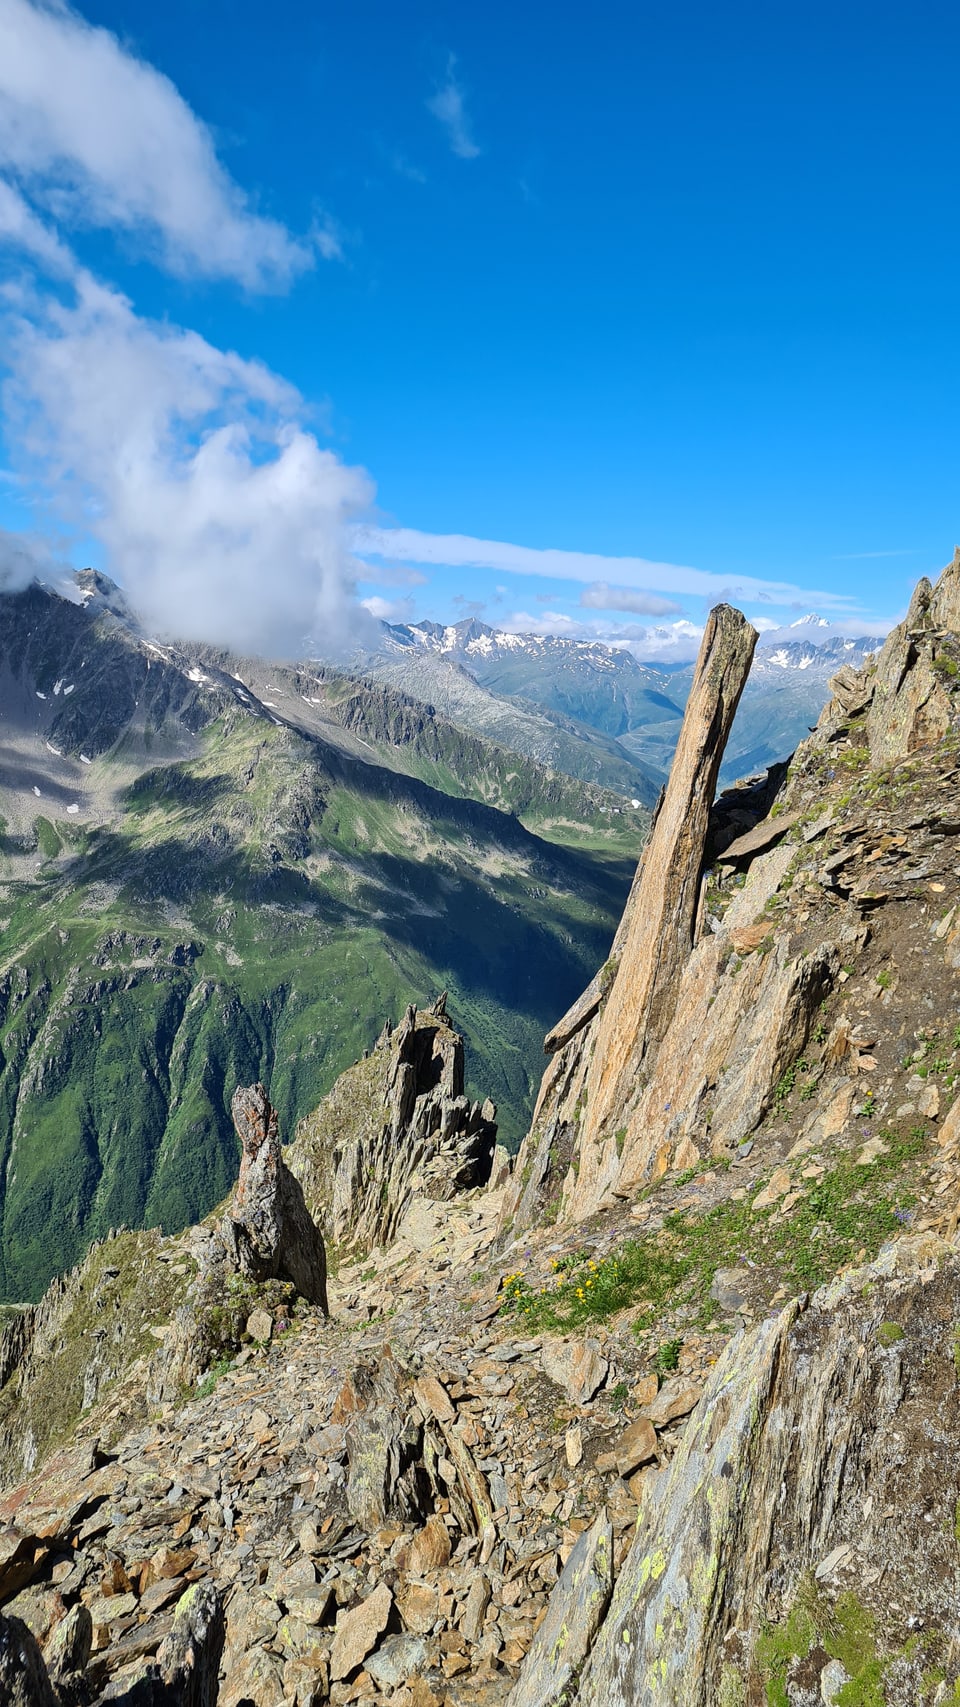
[290,997,497,1256]
[510,1233,960,1705]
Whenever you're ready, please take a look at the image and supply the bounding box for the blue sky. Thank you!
[0,0,958,659]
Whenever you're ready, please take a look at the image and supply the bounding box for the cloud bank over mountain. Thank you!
[0,0,374,657]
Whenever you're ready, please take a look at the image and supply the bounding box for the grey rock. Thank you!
[289,1005,497,1255]
[365,1633,428,1688]
[0,1616,59,1707]
[820,1658,851,1703]
[710,1266,750,1312]
[46,1602,92,1684]
[220,1084,328,1310]
[154,1580,225,1707]
[506,1512,613,1707]
[575,1234,960,1705]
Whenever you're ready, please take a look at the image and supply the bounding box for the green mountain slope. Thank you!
[0,583,639,1302]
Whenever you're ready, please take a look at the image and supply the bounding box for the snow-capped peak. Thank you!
[789,613,831,629]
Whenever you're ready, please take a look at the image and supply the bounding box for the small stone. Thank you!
[632,1374,659,1406]
[610,1418,657,1476]
[284,1586,335,1625]
[641,1380,702,1428]
[460,1575,491,1644]
[87,1592,138,1628]
[407,1517,451,1575]
[752,1167,791,1211]
[246,1308,273,1344]
[366,1634,428,1689]
[918,1083,941,1119]
[45,1603,93,1682]
[564,1425,583,1469]
[413,1374,456,1424]
[856,1137,889,1165]
[398,1581,439,1635]
[540,1337,608,1404]
[821,1657,851,1703]
[710,1267,750,1312]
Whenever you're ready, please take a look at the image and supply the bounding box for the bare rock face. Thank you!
[503,555,960,1236]
[535,1234,960,1705]
[814,546,960,764]
[218,1084,328,1310]
[505,1513,613,1707]
[290,997,497,1257]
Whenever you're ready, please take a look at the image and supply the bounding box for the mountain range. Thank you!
[0,575,643,1302]
[364,613,883,788]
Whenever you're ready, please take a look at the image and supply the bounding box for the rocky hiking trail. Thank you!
[0,1172,719,1707]
[4,554,960,1703]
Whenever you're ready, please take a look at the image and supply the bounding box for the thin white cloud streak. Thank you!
[3,266,377,658]
[427,56,480,159]
[0,177,74,274]
[0,0,314,288]
[580,581,682,616]
[497,607,893,663]
[832,549,919,560]
[354,525,860,612]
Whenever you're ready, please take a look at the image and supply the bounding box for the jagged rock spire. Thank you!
[289,1003,497,1256]
[220,1083,329,1312]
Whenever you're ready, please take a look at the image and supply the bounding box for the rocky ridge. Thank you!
[2,555,960,1702]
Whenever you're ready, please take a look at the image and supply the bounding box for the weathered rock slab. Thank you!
[506,1513,612,1707]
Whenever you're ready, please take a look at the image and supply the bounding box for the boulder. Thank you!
[540,1337,608,1404]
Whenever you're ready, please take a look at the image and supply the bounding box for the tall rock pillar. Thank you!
[498,603,757,1236]
[580,605,757,1145]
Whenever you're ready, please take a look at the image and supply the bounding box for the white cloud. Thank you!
[501,609,707,662]
[0,523,63,591]
[427,56,480,160]
[0,177,74,274]
[358,561,428,589]
[3,269,377,658]
[311,215,344,262]
[354,524,861,613]
[0,0,315,288]
[580,581,683,616]
[361,593,415,624]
